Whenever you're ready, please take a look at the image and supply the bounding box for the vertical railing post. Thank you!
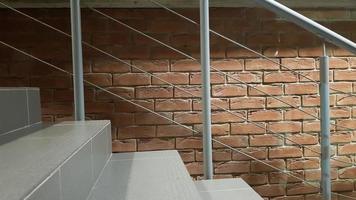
[320,43,331,200]
[200,0,213,179]
[70,0,85,121]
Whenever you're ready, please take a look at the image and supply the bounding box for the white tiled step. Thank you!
[0,120,111,200]
[195,178,263,200]
[88,150,203,200]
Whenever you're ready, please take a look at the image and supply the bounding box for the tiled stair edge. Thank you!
[0,87,42,144]
[23,122,112,200]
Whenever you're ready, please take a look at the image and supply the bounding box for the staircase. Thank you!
[0,87,262,200]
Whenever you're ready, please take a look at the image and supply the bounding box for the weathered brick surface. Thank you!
[1,7,356,199]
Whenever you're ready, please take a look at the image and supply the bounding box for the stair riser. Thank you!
[24,124,111,200]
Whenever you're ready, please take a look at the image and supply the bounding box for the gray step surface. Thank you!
[88,150,203,200]
[0,87,42,144]
[0,120,111,200]
[195,178,263,200]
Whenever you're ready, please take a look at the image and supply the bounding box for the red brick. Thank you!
[115,100,154,113]
[336,119,356,130]
[212,84,247,97]
[338,144,356,155]
[157,125,193,137]
[330,82,352,94]
[331,134,352,144]
[152,72,189,85]
[230,97,265,110]
[196,149,232,162]
[215,161,250,174]
[246,33,279,46]
[332,180,354,192]
[189,72,225,85]
[132,60,169,72]
[281,58,315,70]
[118,126,155,139]
[305,169,337,181]
[155,99,191,111]
[253,184,286,197]
[251,159,285,173]
[268,121,302,133]
[102,113,132,127]
[269,147,303,159]
[328,58,349,69]
[240,174,268,186]
[285,83,318,95]
[174,86,201,98]
[171,59,200,72]
[178,150,195,162]
[331,107,350,119]
[302,95,336,107]
[304,145,336,157]
[112,139,136,152]
[269,171,304,184]
[232,147,267,161]
[298,70,333,82]
[245,59,280,71]
[213,136,249,148]
[227,72,262,84]
[136,86,173,99]
[193,98,229,111]
[248,85,283,96]
[186,162,203,175]
[335,70,356,81]
[284,108,318,120]
[54,88,94,102]
[250,135,283,146]
[286,183,319,195]
[339,167,356,179]
[211,59,244,71]
[263,47,298,58]
[135,112,173,125]
[226,47,262,58]
[337,94,356,106]
[30,76,72,89]
[137,138,175,151]
[264,71,298,83]
[113,73,150,86]
[248,110,283,122]
[85,102,114,113]
[42,102,73,115]
[174,112,202,124]
[267,96,300,108]
[176,137,202,149]
[231,123,266,135]
[92,33,131,46]
[84,73,112,87]
[286,134,318,145]
[96,87,134,101]
[287,158,319,170]
[211,111,245,123]
[194,124,230,136]
[298,46,323,57]
[331,156,352,168]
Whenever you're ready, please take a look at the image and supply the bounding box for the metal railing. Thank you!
[0,0,356,199]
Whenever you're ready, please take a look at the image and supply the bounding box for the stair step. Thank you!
[0,87,42,144]
[195,178,263,200]
[0,120,111,200]
[88,150,203,200]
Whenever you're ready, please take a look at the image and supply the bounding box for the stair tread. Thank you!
[88,150,203,200]
[0,120,110,200]
[195,178,263,200]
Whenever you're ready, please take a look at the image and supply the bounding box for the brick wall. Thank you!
[1,7,356,199]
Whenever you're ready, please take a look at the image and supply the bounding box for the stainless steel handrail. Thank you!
[253,0,356,55]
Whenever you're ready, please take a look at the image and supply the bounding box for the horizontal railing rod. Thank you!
[253,0,356,55]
